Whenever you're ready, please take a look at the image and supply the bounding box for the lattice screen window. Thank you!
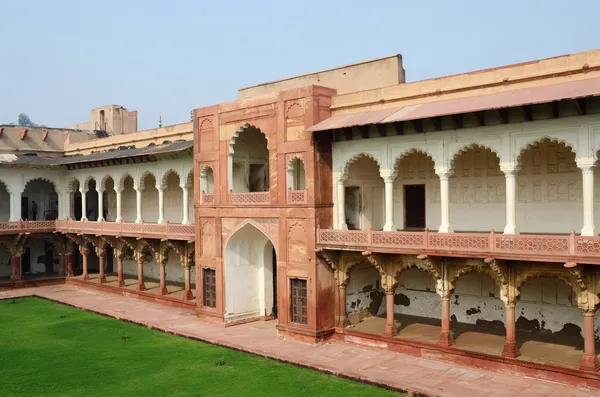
[203,268,216,308]
[290,278,308,324]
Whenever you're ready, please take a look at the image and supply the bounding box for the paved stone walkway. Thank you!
[2,285,599,397]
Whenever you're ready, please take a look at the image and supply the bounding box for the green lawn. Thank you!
[0,297,405,397]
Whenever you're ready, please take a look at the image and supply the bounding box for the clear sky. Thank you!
[1,0,599,130]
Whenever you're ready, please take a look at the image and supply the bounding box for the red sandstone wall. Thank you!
[192,86,337,338]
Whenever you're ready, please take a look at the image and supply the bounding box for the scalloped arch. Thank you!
[448,264,506,295]
[138,170,158,189]
[161,169,181,187]
[515,270,583,297]
[67,177,81,193]
[229,123,269,155]
[341,152,382,178]
[0,178,11,194]
[287,155,304,171]
[517,136,577,166]
[200,164,213,177]
[285,102,303,118]
[392,148,436,175]
[82,175,98,190]
[24,176,58,192]
[99,174,115,191]
[395,260,442,283]
[450,143,501,174]
[118,173,135,191]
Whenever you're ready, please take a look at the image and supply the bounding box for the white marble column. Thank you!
[436,169,453,233]
[381,170,396,231]
[97,187,104,222]
[9,189,22,221]
[80,187,88,221]
[337,177,348,230]
[59,190,69,220]
[181,184,190,225]
[501,164,518,234]
[134,186,143,223]
[157,185,165,224]
[115,188,123,222]
[579,160,596,236]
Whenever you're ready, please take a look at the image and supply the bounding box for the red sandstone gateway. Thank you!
[3,49,600,390]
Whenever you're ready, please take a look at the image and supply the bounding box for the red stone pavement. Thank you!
[2,285,599,397]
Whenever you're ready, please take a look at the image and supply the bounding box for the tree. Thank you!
[17,113,35,126]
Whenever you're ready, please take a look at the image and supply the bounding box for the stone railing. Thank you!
[0,220,57,235]
[317,228,600,264]
[52,220,195,241]
[287,189,307,204]
[230,192,270,204]
[202,193,214,204]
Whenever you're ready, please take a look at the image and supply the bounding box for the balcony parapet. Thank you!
[287,189,307,204]
[229,192,270,205]
[55,220,194,241]
[0,220,57,235]
[317,228,600,264]
[0,220,194,241]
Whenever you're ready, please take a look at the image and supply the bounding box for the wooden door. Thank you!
[404,185,426,229]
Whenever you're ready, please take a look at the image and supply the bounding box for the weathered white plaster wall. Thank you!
[345,263,384,314]
[345,263,591,338]
[0,182,9,222]
[225,224,274,321]
[332,114,600,234]
[166,251,184,283]
[344,157,384,230]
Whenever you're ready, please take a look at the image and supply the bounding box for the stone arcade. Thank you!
[4,50,600,387]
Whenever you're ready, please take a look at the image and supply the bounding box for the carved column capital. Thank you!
[315,248,339,271]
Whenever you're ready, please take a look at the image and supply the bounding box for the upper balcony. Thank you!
[0,220,194,241]
[317,228,600,265]
[321,111,600,265]
[198,124,309,206]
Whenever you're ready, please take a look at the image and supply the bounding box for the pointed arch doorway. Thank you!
[225,223,277,323]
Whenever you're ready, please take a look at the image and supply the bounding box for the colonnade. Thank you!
[336,159,596,236]
[320,250,600,372]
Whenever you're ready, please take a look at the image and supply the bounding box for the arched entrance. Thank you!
[225,223,277,323]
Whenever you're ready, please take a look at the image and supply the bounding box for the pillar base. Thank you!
[116,279,125,288]
[136,283,146,292]
[580,353,600,372]
[438,224,454,233]
[383,223,396,232]
[98,275,106,284]
[183,290,194,300]
[337,316,349,328]
[82,273,89,280]
[502,226,518,235]
[383,324,398,337]
[159,286,168,296]
[502,341,520,358]
[437,330,454,347]
[581,225,597,237]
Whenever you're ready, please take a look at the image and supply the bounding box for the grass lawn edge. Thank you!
[0,294,430,397]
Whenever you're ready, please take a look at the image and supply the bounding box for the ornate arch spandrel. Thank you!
[447,258,509,304]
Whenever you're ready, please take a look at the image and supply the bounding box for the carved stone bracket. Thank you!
[363,251,397,293]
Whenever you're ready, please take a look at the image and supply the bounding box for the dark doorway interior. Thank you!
[272,247,278,318]
[404,184,426,229]
[74,195,82,221]
[21,197,29,220]
[22,248,31,273]
[106,245,114,273]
